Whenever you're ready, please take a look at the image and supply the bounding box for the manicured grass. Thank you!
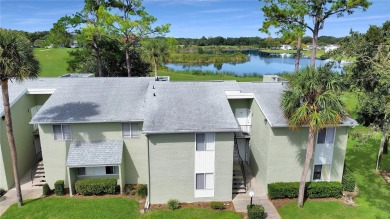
[2,197,140,219]
[340,92,359,118]
[2,197,241,219]
[278,137,390,219]
[159,70,262,82]
[144,207,242,219]
[34,48,73,77]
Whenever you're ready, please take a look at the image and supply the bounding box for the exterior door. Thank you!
[237,139,249,162]
[235,108,250,133]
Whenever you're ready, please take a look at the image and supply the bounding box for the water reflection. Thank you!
[166,50,346,76]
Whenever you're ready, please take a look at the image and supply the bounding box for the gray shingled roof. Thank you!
[66,141,123,167]
[143,81,240,133]
[239,82,288,127]
[239,82,358,127]
[2,77,357,130]
[30,77,153,123]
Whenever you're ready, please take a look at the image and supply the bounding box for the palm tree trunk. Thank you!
[310,21,320,68]
[153,57,158,77]
[1,79,23,207]
[298,127,315,208]
[295,36,302,72]
[125,46,132,77]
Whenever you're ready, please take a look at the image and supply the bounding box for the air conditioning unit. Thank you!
[155,76,170,81]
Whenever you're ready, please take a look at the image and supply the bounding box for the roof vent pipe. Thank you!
[153,93,156,97]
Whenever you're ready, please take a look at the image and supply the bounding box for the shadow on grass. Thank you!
[346,133,390,216]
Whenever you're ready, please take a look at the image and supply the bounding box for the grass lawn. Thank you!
[33,48,263,81]
[159,70,262,82]
[1,197,241,219]
[34,48,74,77]
[278,93,390,219]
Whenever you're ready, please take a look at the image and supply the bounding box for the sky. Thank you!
[0,0,389,38]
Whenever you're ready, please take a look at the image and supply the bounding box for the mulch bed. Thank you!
[150,201,235,211]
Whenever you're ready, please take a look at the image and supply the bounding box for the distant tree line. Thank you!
[175,36,342,47]
[21,30,342,49]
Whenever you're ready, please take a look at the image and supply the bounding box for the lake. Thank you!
[166,50,342,76]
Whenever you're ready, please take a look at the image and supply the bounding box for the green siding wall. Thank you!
[267,128,310,183]
[0,94,41,189]
[39,122,148,188]
[330,127,349,181]
[228,99,252,114]
[148,132,234,204]
[248,100,271,188]
[267,126,349,183]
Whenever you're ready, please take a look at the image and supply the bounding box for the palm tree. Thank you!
[281,65,347,208]
[0,29,40,207]
[141,39,169,77]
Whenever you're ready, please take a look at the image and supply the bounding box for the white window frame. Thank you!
[313,164,331,181]
[316,127,335,144]
[53,124,72,141]
[195,133,215,151]
[195,173,214,190]
[122,123,140,139]
[313,128,336,181]
[76,166,119,177]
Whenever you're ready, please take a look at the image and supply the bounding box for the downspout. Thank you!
[146,134,151,209]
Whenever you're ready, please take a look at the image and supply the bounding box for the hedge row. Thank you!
[342,167,356,192]
[268,181,343,199]
[75,178,117,196]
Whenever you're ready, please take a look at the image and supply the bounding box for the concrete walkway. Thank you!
[232,163,281,219]
[0,170,42,216]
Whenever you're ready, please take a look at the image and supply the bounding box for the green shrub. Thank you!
[247,204,265,219]
[167,199,180,210]
[268,182,300,199]
[210,201,225,210]
[75,178,117,196]
[125,184,134,195]
[306,182,343,198]
[268,181,343,199]
[136,184,147,198]
[42,183,51,196]
[0,188,6,197]
[54,180,65,196]
[342,167,356,192]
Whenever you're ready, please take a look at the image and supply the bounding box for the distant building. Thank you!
[280,44,293,50]
[325,45,340,53]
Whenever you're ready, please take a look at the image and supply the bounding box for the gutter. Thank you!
[143,128,240,134]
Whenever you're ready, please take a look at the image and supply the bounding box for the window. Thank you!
[317,128,335,144]
[313,164,331,181]
[196,173,214,190]
[122,123,140,138]
[77,166,118,176]
[77,167,86,176]
[196,133,215,151]
[53,124,71,140]
[105,166,118,175]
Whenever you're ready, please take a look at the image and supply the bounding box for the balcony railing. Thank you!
[236,125,251,138]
